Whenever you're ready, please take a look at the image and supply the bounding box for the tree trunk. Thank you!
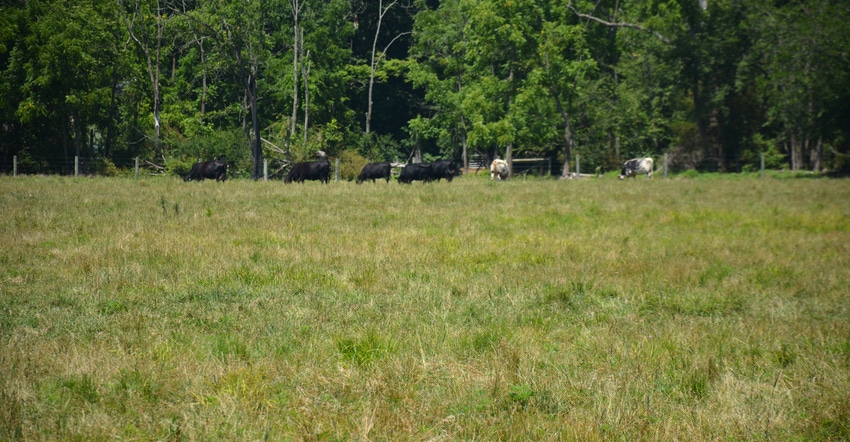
[790,133,803,171]
[288,9,299,154]
[63,116,70,175]
[249,70,263,180]
[366,0,409,134]
[302,47,310,145]
[105,61,119,158]
[200,42,207,118]
[366,0,389,134]
[811,138,823,172]
[549,87,573,178]
[461,124,468,172]
[124,0,165,156]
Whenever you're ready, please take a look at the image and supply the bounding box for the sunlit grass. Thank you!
[1,174,849,440]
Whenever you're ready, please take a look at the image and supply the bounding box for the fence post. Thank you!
[75,156,79,177]
[13,155,16,177]
[135,157,139,180]
[263,160,268,182]
[664,153,668,179]
[760,153,765,178]
[575,154,580,176]
[335,158,340,182]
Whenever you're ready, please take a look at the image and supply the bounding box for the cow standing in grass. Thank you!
[357,162,392,184]
[490,159,509,180]
[398,163,434,184]
[285,151,330,184]
[184,160,227,182]
[618,158,654,180]
[430,159,458,182]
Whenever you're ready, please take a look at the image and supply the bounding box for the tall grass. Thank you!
[1,175,849,440]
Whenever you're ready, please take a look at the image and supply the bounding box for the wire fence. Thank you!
[0,153,803,179]
[0,156,148,177]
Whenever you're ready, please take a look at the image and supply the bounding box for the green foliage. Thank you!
[2,0,850,177]
[168,128,250,178]
[337,150,368,181]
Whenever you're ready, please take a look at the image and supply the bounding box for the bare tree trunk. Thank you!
[460,117,468,171]
[366,0,410,134]
[249,68,263,180]
[549,87,573,178]
[123,0,165,156]
[302,47,311,145]
[288,0,303,155]
[63,116,70,174]
[200,40,207,117]
[505,61,514,178]
[366,0,392,134]
[790,133,803,171]
[811,138,823,172]
[459,78,468,171]
[182,2,207,120]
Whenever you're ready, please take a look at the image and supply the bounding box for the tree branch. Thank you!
[569,5,671,44]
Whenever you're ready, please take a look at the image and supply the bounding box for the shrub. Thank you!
[338,150,369,181]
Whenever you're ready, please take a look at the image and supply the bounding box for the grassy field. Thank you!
[1,174,849,440]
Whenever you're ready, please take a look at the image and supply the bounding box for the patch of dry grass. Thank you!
[1,174,849,440]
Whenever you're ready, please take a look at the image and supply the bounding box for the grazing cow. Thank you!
[430,159,458,182]
[357,162,392,184]
[398,163,435,184]
[490,159,509,180]
[618,157,654,180]
[184,160,227,182]
[285,151,330,184]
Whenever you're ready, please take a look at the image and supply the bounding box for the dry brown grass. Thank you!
[1,174,849,440]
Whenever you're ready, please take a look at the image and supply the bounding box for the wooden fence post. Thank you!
[75,156,79,177]
[263,160,268,182]
[760,153,765,178]
[13,155,16,176]
[664,153,668,179]
[135,157,139,180]
[575,154,580,176]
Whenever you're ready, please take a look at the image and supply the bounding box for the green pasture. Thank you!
[1,174,849,440]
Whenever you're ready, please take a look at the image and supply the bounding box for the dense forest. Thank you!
[1,0,848,178]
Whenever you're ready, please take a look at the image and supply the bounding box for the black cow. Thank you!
[285,151,330,184]
[430,159,458,182]
[184,160,227,182]
[398,163,435,184]
[357,162,392,184]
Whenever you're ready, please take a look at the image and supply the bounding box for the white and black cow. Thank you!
[618,157,654,180]
[184,160,227,182]
[490,159,509,180]
[357,162,392,184]
[285,151,330,184]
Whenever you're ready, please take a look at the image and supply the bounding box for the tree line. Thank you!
[1,0,848,179]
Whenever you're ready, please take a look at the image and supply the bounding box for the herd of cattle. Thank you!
[184,152,655,183]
